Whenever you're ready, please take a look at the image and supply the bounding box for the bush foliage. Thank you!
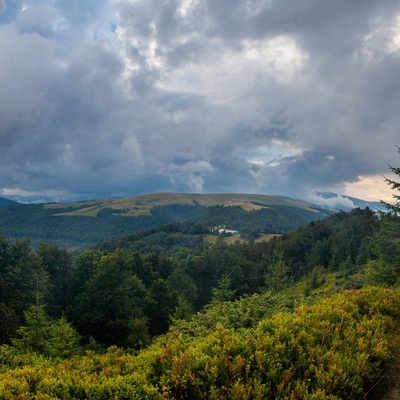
[0,287,399,399]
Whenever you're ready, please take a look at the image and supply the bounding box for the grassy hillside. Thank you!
[44,192,324,217]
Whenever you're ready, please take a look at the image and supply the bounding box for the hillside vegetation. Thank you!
[0,193,331,248]
[0,205,400,398]
[0,286,399,399]
[0,197,18,207]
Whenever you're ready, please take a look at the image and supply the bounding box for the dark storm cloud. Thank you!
[0,0,399,202]
[285,148,365,187]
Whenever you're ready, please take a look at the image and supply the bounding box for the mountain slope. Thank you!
[0,192,332,248]
[44,192,325,217]
[0,197,18,207]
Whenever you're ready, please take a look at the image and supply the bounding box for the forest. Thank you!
[0,200,400,398]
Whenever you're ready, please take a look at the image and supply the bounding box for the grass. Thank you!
[44,192,320,217]
[204,233,280,245]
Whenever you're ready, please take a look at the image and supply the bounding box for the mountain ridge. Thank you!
[0,197,18,207]
[0,192,332,248]
[44,192,327,217]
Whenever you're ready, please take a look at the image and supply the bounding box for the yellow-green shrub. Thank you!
[0,287,399,399]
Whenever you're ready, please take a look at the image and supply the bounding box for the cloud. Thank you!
[166,160,217,193]
[0,0,399,202]
[308,193,356,210]
[16,3,62,37]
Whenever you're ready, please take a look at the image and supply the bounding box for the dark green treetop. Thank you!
[382,145,400,213]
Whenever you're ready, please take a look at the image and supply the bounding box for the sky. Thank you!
[0,0,400,205]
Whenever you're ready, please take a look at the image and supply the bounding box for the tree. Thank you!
[170,295,195,322]
[166,266,198,306]
[263,244,291,292]
[12,305,81,358]
[12,305,52,355]
[0,236,49,318]
[0,303,19,344]
[48,316,81,358]
[74,250,150,348]
[147,278,175,335]
[36,242,72,316]
[381,145,400,213]
[210,273,236,303]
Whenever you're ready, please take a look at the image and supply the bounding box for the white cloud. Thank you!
[166,160,216,193]
[309,193,356,210]
[0,187,68,198]
[116,135,145,170]
[243,35,308,83]
[16,3,64,35]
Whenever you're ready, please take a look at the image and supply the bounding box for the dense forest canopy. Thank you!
[0,207,384,345]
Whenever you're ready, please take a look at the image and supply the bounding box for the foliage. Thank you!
[2,192,400,398]
[0,206,399,349]
[210,273,237,303]
[254,207,378,282]
[381,145,400,213]
[0,201,330,248]
[0,287,399,399]
[263,244,291,292]
[72,250,151,348]
[12,305,52,355]
[12,306,81,359]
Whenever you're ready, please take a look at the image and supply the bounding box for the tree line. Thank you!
[0,201,330,248]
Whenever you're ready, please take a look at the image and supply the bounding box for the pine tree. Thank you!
[211,274,237,303]
[264,245,290,292]
[12,305,51,355]
[170,295,195,322]
[48,316,81,358]
[381,145,400,213]
[12,306,81,358]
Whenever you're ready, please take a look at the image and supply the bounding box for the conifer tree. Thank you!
[264,244,290,292]
[381,145,400,213]
[12,306,81,358]
[170,295,195,322]
[48,316,81,358]
[211,273,236,303]
[12,305,51,355]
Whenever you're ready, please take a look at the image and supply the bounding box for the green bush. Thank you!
[0,287,399,399]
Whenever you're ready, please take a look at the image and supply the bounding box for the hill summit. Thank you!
[44,192,326,217]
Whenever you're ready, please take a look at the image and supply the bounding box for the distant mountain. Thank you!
[46,192,331,217]
[0,197,18,207]
[310,192,386,212]
[0,192,332,248]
